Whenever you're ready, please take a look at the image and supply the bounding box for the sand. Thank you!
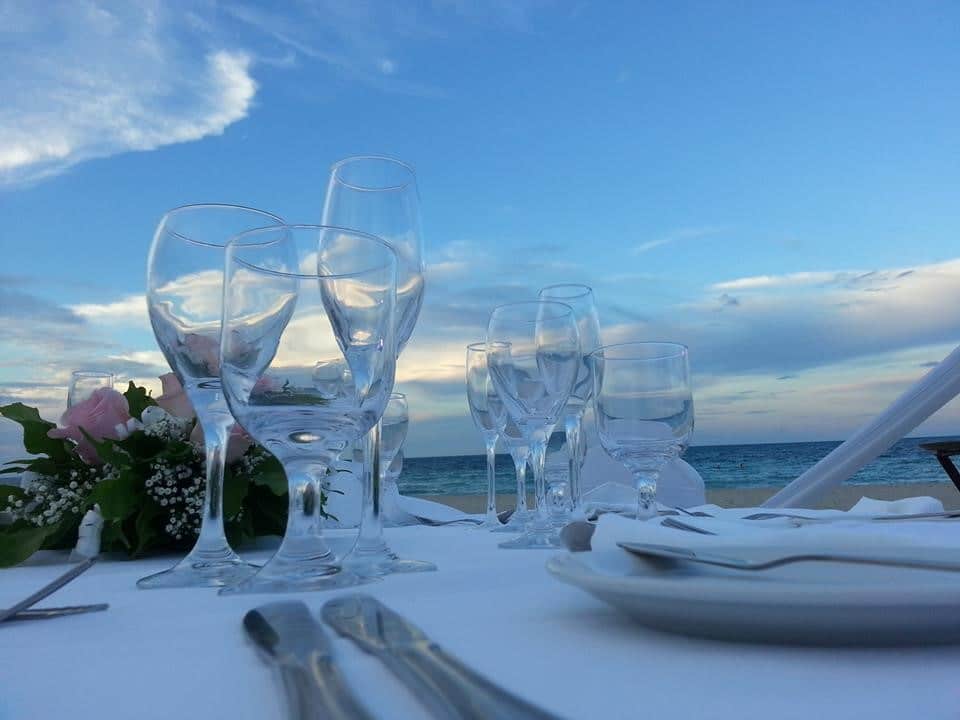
[423,481,960,513]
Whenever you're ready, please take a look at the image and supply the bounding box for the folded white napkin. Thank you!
[324,466,475,528]
[590,495,959,572]
[580,452,706,510]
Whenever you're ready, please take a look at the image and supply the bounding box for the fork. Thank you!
[618,541,960,573]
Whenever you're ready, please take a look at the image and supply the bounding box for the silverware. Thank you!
[742,510,960,522]
[660,517,718,535]
[415,516,484,526]
[244,601,374,720]
[618,541,960,573]
[322,594,562,720]
[7,603,109,621]
[0,557,98,624]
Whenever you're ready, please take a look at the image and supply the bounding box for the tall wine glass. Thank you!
[465,343,503,529]
[139,203,282,589]
[537,284,601,518]
[588,342,694,519]
[487,301,580,549]
[324,155,430,576]
[219,224,398,593]
[490,413,531,534]
[67,371,114,408]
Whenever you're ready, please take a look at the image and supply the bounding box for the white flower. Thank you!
[19,470,40,490]
[141,406,172,428]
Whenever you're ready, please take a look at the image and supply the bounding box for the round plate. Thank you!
[546,550,960,646]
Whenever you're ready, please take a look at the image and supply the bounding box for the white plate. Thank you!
[546,549,960,645]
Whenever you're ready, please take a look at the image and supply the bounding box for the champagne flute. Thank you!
[138,204,282,589]
[324,155,432,576]
[465,343,503,529]
[487,301,580,549]
[219,224,398,593]
[537,284,601,518]
[588,342,694,519]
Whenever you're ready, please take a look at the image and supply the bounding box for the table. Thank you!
[2,525,959,720]
[919,440,960,492]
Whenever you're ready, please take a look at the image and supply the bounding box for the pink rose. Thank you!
[48,388,133,464]
[156,373,195,419]
[190,422,252,464]
[183,333,221,375]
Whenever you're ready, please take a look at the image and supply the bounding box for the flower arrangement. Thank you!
[0,374,318,567]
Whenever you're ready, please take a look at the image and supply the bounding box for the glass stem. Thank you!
[485,437,498,523]
[355,420,385,552]
[529,439,549,529]
[276,461,331,560]
[191,419,233,561]
[634,470,659,520]
[564,412,583,513]
[513,453,528,515]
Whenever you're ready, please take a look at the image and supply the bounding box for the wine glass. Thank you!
[324,155,431,576]
[380,394,412,530]
[588,342,694,519]
[490,413,531,534]
[219,224,398,594]
[67,371,114,408]
[537,284,601,518]
[138,203,282,589]
[465,343,503,529]
[486,301,580,549]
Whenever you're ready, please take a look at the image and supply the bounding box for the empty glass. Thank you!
[324,155,430,576]
[67,371,114,407]
[139,204,282,589]
[219,224,398,594]
[487,301,580,549]
[537,284,601,518]
[465,343,503,529]
[588,342,694,519]
[490,413,531,534]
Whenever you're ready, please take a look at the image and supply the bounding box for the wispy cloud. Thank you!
[632,226,723,255]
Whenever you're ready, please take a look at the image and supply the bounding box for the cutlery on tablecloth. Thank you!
[0,557,99,625]
[618,541,960,573]
[6,604,109,621]
[659,517,718,535]
[243,601,374,720]
[322,594,562,720]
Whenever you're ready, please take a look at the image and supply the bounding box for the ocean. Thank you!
[400,436,955,496]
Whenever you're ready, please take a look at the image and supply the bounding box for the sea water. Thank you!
[398,436,954,496]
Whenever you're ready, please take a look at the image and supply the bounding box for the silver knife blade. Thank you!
[322,595,563,720]
[244,601,374,720]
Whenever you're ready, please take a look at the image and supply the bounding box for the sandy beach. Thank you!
[424,481,960,513]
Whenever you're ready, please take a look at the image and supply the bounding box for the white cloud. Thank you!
[631,226,723,255]
[0,3,257,188]
[70,294,147,326]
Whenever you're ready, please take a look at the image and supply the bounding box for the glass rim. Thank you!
[70,370,114,378]
[227,224,398,281]
[389,391,406,400]
[466,341,487,353]
[488,299,575,324]
[329,154,416,192]
[589,341,688,361]
[161,203,284,249]
[537,283,595,300]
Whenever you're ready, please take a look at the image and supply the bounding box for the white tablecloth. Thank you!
[2,526,960,720]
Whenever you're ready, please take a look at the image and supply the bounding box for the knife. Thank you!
[243,601,374,720]
[322,594,562,720]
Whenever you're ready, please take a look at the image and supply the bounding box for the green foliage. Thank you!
[0,385,320,567]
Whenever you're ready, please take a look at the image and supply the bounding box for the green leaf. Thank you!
[0,524,51,567]
[0,403,70,463]
[250,454,287,496]
[78,428,128,467]
[123,382,157,421]
[116,431,165,458]
[88,469,140,521]
[0,483,26,502]
[133,502,162,556]
[0,467,25,475]
[101,520,131,551]
[223,467,248,519]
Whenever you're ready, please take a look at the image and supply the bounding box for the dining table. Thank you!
[2,523,959,720]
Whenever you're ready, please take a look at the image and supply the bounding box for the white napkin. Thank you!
[590,495,960,572]
[580,452,706,510]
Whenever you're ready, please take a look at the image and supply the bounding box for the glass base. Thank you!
[491,509,530,533]
[218,550,372,595]
[343,541,437,578]
[477,514,504,530]
[498,526,563,550]
[137,548,258,589]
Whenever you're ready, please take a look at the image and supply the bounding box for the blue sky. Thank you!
[1,0,959,459]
